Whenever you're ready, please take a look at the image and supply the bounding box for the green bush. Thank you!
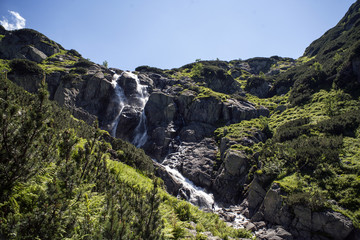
[317,109,360,136]
[287,191,328,211]
[135,65,164,74]
[175,201,192,221]
[74,58,93,68]
[68,49,82,57]
[273,117,311,142]
[9,59,44,75]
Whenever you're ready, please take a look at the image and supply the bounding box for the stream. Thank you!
[107,71,250,229]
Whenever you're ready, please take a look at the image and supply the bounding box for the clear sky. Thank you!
[0,0,356,70]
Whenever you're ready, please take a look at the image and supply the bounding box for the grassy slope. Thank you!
[0,60,252,239]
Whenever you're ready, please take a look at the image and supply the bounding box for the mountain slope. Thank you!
[1,2,360,239]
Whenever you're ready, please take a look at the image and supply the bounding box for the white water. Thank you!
[132,111,148,147]
[108,71,249,228]
[164,165,216,209]
[127,72,149,147]
[109,73,127,137]
[107,71,149,143]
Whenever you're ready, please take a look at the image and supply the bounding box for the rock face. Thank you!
[239,182,355,240]
[4,26,359,240]
[0,28,63,62]
[52,66,114,125]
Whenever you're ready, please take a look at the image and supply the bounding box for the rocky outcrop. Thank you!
[213,150,249,203]
[0,28,63,62]
[240,182,355,240]
[51,66,114,125]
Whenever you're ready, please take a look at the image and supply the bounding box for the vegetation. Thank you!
[9,59,44,75]
[2,1,360,236]
[0,71,252,239]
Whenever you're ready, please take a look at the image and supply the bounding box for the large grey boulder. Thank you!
[240,176,267,218]
[311,211,353,239]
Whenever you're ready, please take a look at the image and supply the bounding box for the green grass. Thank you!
[247,92,289,114]
[108,159,253,239]
[195,85,230,102]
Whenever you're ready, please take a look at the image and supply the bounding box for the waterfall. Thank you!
[106,71,248,229]
[109,73,127,137]
[160,143,216,209]
[164,165,216,209]
[106,71,149,142]
[132,111,148,147]
[128,72,149,147]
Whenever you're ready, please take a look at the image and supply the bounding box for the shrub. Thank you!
[287,191,328,211]
[9,59,44,75]
[273,117,311,142]
[74,58,93,68]
[175,201,192,221]
[317,109,360,136]
[71,67,87,74]
[135,65,164,74]
[67,49,81,57]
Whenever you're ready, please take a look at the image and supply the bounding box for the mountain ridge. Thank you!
[1,2,360,239]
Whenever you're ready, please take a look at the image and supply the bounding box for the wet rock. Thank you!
[115,106,142,140]
[153,161,182,195]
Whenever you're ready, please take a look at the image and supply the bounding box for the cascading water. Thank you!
[107,71,248,229]
[164,165,216,209]
[108,73,127,137]
[128,72,149,147]
[160,143,217,209]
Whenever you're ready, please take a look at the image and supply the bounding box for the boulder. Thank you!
[212,149,250,203]
[223,150,248,176]
[115,106,142,140]
[185,96,223,124]
[241,176,267,218]
[117,72,140,99]
[27,45,47,63]
[263,183,292,228]
[201,73,243,95]
[311,211,353,239]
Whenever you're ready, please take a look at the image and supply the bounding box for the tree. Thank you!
[0,77,56,201]
[103,60,109,68]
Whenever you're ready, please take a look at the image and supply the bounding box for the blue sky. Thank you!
[0,0,356,70]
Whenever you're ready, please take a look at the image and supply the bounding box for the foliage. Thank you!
[0,74,253,239]
[74,58,93,68]
[67,49,82,57]
[9,59,44,75]
[190,62,203,79]
[135,65,165,74]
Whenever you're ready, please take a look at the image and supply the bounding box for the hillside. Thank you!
[1,1,360,240]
